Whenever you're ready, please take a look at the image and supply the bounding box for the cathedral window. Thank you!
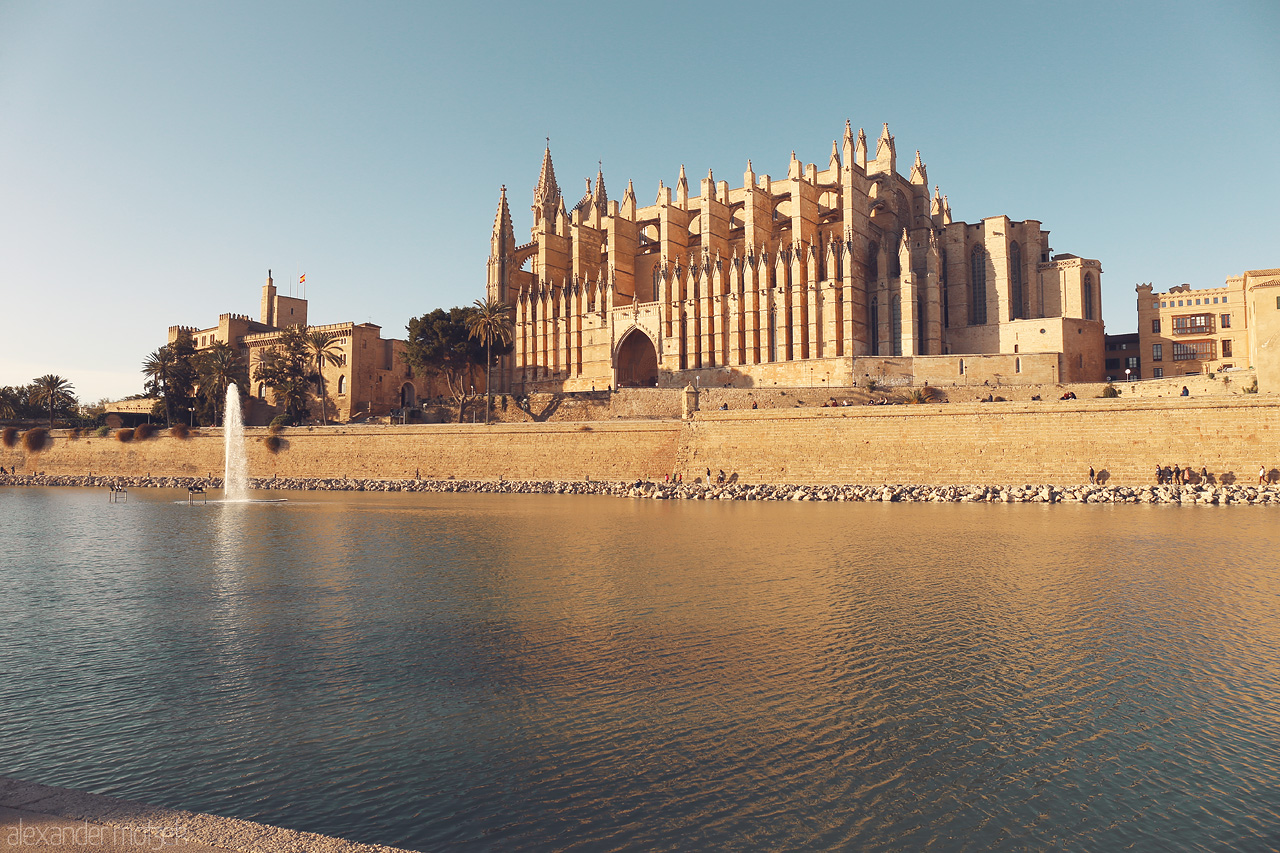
[969,245,987,325]
[940,248,949,329]
[1083,273,1095,320]
[337,375,346,395]
[870,298,879,354]
[1009,241,1023,320]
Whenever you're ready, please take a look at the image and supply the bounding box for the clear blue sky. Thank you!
[2,0,1277,403]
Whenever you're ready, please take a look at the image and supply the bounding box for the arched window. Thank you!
[940,248,949,329]
[337,375,346,395]
[1083,272,1095,320]
[1009,241,1023,320]
[1016,357,1022,374]
[970,245,987,325]
[258,383,266,399]
[870,297,880,354]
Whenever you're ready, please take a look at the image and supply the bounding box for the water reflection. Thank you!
[1,488,1278,852]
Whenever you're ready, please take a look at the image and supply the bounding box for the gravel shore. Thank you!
[4,473,1278,505]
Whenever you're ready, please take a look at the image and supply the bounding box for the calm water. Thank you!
[1,487,1279,852]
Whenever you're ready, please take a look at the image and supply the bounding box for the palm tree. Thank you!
[142,346,181,425]
[465,298,513,425]
[197,342,249,426]
[31,374,74,429]
[305,328,344,425]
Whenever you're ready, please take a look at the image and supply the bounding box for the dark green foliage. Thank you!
[1100,384,1120,398]
[254,326,312,423]
[404,307,490,422]
[94,425,110,437]
[30,375,76,428]
[268,414,291,433]
[263,434,283,453]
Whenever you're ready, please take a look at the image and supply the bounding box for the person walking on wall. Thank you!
[1088,467,1096,485]
[1260,465,1268,485]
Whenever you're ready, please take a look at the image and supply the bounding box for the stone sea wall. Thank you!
[4,472,1278,506]
[3,396,1279,488]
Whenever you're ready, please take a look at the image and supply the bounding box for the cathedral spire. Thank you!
[593,161,608,215]
[533,142,561,224]
[910,150,927,185]
[676,164,689,208]
[873,123,896,174]
[620,178,636,219]
[829,139,841,171]
[492,184,514,244]
[855,127,868,169]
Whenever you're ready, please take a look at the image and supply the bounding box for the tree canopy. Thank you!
[253,325,312,424]
[404,307,504,421]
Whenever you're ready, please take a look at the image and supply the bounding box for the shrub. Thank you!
[263,434,283,453]
[169,423,190,439]
[117,428,135,443]
[1099,384,1120,398]
[94,425,111,437]
[901,386,941,404]
[21,428,50,453]
[268,415,290,434]
[134,423,155,440]
[1,427,16,448]
[1244,378,1259,394]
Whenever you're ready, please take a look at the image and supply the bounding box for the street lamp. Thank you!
[1125,368,1132,382]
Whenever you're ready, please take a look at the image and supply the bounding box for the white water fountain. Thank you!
[223,383,249,501]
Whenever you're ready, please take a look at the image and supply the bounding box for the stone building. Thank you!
[169,273,421,423]
[1136,268,1280,387]
[486,122,1105,392]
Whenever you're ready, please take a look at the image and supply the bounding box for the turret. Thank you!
[488,185,516,302]
[855,127,868,169]
[909,150,927,186]
[872,123,895,175]
[533,144,561,227]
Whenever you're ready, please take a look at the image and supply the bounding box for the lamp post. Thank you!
[1125,368,1132,382]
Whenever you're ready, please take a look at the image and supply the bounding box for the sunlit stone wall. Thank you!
[5,397,1280,486]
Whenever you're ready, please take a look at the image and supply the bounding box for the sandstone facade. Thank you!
[1135,268,1280,389]
[487,123,1105,393]
[169,273,425,423]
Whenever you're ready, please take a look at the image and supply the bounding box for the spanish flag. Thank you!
[299,274,306,284]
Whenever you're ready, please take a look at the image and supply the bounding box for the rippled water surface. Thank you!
[2,487,1279,851]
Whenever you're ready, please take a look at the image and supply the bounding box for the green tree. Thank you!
[305,328,344,425]
[465,298,514,425]
[253,326,312,424]
[142,345,183,425]
[197,341,250,426]
[31,375,76,429]
[404,307,486,423]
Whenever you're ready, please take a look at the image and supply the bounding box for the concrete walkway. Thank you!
[0,777,412,852]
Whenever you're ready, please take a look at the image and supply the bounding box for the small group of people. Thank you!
[1059,391,1078,400]
[1156,464,1209,485]
[821,399,853,408]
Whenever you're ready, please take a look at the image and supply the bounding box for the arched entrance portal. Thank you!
[615,329,658,387]
[400,383,416,407]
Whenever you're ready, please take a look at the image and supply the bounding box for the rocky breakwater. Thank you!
[3,472,1278,505]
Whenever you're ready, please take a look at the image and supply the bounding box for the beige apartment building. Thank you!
[487,122,1105,392]
[169,274,422,423]
[1136,269,1280,388]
